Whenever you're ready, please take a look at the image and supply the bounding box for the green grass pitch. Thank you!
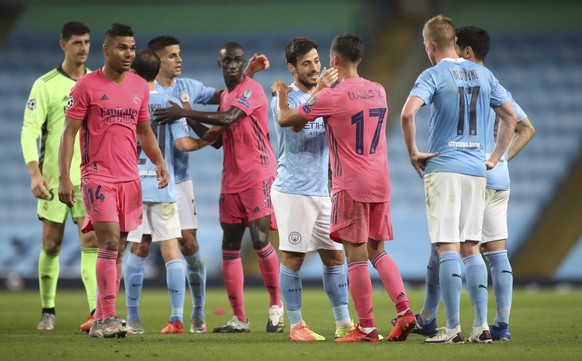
[0,287,580,361]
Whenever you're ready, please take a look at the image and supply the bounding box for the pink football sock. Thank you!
[255,243,281,307]
[372,252,410,313]
[96,249,118,320]
[222,250,246,322]
[348,261,375,329]
[94,296,102,321]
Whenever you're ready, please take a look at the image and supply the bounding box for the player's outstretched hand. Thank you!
[245,53,270,77]
[315,67,338,92]
[204,125,224,143]
[156,162,169,189]
[58,177,75,207]
[154,100,183,124]
[409,151,439,178]
[31,173,51,200]
[271,81,291,96]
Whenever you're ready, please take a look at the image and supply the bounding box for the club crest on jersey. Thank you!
[133,95,141,105]
[288,231,302,245]
[27,99,36,111]
[66,96,74,109]
[180,91,190,103]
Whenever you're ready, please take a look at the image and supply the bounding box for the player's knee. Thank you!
[42,241,61,256]
[131,242,150,258]
[42,238,62,255]
[480,240,505,253]
[251,238,270,250]
[180,240,199,256]
[222,238,242,251]
[282,252,305,269]
[460,242,480,258]
[321,252,345,267]
[79,232,98,248]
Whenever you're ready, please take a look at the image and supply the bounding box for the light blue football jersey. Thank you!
[486,91,527,190]
[155,78,215,184]
[270,84,329,196]
[138,91,190,203]
[409,58,510,177]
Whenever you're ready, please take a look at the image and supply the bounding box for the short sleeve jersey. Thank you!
[139,91,190,202]
[486,90,528,190]
[155,78,215,184]
[270,84,329,197]
[297,78,390,203]
[409,58,510,178]
[65,68,150,183]
[219,76,276,193]
[21,66,90,188]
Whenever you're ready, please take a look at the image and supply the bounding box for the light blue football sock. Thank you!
[463,254,489,327]
[439,251,462,330]
[484,250,512,326]
[124,252,146,321]
[420,244,441,324]
[323,265,350,323]
[183,252,206,320]
[280,264,302,326]
[166,259,185,323]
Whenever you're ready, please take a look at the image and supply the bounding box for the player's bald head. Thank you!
[219,41,244,57]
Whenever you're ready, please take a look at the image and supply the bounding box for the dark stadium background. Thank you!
[1,0,580,289]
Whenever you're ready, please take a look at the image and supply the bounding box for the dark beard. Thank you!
[298,78,316,91]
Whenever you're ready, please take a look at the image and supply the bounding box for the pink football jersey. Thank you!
[219,76,276,193]
[65,68,150,183]
[297,77,390,203]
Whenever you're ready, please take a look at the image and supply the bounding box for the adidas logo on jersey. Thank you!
[100,94,110,101]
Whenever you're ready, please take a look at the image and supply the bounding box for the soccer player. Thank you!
[412,26,536,342]
[20,21,98,332]
[154,41,282,333]
[273,33,416,343]
[400,15,517,344]
[58,23,169,339]
[124,49,220,335]
[147,35,269,334]
[270,37,354,342]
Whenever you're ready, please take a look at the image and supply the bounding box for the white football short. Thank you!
[271,188,343,253]
[481,188,510,243]
[128,202,181,243]
[176,180,198,230]
[424,172,486,244]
